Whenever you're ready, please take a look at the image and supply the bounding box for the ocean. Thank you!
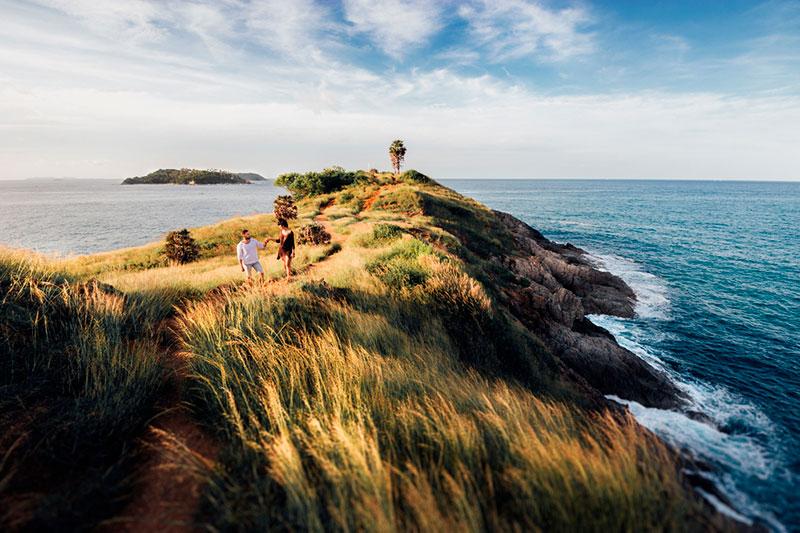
[1,178,797,529]
[0,179,283,255]
[445,179,799,531]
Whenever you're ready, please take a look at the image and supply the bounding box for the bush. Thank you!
[275,167,369,198]
[297,223,331,245]
[273,195,298,221]
[163,229,200,265]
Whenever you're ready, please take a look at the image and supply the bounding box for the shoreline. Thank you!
[586,253,784,532]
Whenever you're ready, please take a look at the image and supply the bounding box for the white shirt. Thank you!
[237,238,264,264]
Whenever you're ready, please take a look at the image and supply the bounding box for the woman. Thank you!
[274,218,295,279]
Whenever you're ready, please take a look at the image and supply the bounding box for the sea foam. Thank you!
[588,253,787,532]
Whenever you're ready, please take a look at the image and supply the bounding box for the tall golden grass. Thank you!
[176,280,699,531]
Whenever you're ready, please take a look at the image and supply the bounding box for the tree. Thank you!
[163,229,200,264]
[389,140,407,175]
[273,195,298,221]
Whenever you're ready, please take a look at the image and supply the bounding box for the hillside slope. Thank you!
[0,171,737,531]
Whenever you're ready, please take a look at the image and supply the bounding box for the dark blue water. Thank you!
[444,179,799,531]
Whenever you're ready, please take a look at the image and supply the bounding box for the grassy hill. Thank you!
[122,168,265,185]
[0,171,734,531]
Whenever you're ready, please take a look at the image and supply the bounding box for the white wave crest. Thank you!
[587,253,670,320]
[586,253,786,531]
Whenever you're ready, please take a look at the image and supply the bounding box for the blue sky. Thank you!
[1,0,799,179]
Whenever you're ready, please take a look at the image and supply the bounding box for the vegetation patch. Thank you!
[398,169,433,184]
[366,238,435,290]
[163,228,200,265]
[356,223,404,247]
[273,195,298,221]
[371,186,422,214]
[276,167,373,198]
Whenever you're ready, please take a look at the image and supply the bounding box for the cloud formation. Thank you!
[1,0,798,179]
[458,0,595,61]
[343,0,444,58]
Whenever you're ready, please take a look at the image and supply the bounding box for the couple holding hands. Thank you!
[236,219,295,281]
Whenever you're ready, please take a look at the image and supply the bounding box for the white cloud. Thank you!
[244,0,337,59]
[3,75,799,180]
[1,0,799,180]
[30,0,167,42]
[459,0,595,61]
[343,0,443,58]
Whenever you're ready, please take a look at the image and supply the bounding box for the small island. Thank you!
[121,168,266,185]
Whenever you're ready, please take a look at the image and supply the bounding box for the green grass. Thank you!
[0,173,714,532]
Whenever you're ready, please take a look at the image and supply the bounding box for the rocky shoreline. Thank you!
[490,209,766,531]
[492,210,686,409]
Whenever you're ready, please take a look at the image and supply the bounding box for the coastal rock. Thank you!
[493,210,686,409]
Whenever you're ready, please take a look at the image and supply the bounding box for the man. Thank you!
[237,229,265,281]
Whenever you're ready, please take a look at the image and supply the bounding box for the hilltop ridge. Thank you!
[0,169,744,531]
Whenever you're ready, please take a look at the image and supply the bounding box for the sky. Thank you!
[1,0,799,180]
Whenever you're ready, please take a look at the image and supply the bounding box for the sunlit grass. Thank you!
[176,283,697,531]
[1,176,710,531]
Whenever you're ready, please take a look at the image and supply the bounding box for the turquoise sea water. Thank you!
[444,179,799,531]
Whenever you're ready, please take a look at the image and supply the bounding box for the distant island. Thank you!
[122,168,266,185]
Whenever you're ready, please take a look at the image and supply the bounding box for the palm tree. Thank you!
[389,140,407,175]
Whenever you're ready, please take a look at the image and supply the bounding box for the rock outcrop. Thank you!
[493,210,686,409]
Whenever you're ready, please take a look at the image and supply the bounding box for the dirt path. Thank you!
[361,185,390,212]
[107,324,219,532]
[314,197,341,244]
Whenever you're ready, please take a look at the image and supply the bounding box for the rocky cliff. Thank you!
[492,210,685,409]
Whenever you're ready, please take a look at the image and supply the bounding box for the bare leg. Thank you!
[282,255,292,279]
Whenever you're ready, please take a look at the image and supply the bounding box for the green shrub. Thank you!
[275,167,372,198]
[376,257,429,289]
[163,229,200,265]
[373,224,402,241]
